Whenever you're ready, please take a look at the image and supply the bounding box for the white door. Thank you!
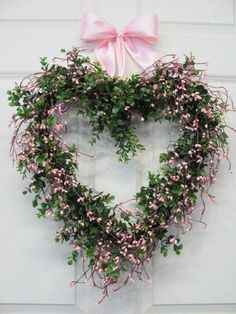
[1,1,236,313]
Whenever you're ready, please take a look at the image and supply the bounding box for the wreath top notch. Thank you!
[9,47,231,302]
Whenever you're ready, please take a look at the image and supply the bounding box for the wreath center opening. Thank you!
[62,111,180,206]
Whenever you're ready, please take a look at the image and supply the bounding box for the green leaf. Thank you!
[46,116,57,126]
[112,107,119,114]
[32,199,38,208]
[174,243,183,255]
[161,245,168,257]
[120,211,130,222]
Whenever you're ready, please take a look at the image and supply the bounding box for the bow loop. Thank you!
[123,14,158,44]
[80,13,158,76]
[80,13,117,41]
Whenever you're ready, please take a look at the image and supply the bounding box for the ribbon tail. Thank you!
[115,37,126,77]
[95,40,116,76]
[124,37,157,71]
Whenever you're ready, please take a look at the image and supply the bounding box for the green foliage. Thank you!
[8,48,231,297]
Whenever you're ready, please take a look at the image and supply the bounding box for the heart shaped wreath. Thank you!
[9,48,232,301]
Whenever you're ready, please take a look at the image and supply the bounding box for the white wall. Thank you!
[0,1,236,313]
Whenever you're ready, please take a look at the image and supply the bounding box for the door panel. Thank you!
[0,1,236,313]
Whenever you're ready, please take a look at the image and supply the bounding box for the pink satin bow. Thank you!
[80,13,158,76]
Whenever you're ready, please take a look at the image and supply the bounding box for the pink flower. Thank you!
[69,281,76,288]
[191,92,202,101]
